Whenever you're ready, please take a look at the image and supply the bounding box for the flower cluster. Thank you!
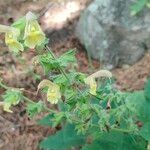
[0,12,45,53]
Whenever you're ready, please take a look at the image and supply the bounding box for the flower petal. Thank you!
[85,77,97,95]
[24,17,45,49]
[47,85,61,104]
[5,31,23,53]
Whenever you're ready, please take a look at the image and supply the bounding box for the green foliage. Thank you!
[140,122,150,141]
[125,86,150,143]
[38,49,76,74]
[82,131,147,150]
[126,91,150,122]
[130,0,150,15]
[58,50,77,67]
[11,17,26,34]
[37,113,54,127]
[39,79,150,149]
[2,88,23,112]
[26,101,43,118]
[40,124,86,150]
[2,89,23,105]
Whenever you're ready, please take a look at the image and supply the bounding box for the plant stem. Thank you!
[23,96,56,113]
[45,45,70,81]
[23,96,34,103]
[87,50,94,70]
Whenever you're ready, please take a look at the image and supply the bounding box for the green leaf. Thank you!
[2,88,23,113]
[144,78,150,101]
[38,53,59,74]
[64,88,77,100]
[52,112,65,127]
[11,17,26,33]
[53,74,68,86]
[38,50,76,74]
[140,122,150,141]
[58,50,76,67]
[130,0,148,15]
[126,91,150,122]
[82,131,147,150]
[37,113,54,127]
[2,89,23,105]
[40,124,86,150]
[26,101,43,118]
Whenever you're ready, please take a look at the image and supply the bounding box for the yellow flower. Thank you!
[38,79,61,104]
[47,84,61,104]
[85,77,97,95]
[5,31,24,53]
[0,25,23,53]
[24,12,45,49]
[85,70,112,96]
[3,102,13,113]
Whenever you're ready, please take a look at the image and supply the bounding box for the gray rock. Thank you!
[76,0,150,67]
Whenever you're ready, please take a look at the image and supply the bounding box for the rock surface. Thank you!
[76,0,150,68]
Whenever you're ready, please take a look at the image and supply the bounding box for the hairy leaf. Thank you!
[82,131,147,150]
[26,101,43,118]
[40,124,86,150]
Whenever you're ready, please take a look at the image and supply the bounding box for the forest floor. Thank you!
[0,0,150,149]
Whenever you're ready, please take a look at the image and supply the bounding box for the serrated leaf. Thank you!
[52,112,65,127]
[40,124,86,150]
[53,74,68,86]
[38,53,59,74]
[26,101,43,118]
[37,113,54,127]
[126,91,150,123]
[82,131,147,150]
[58,50,76,67]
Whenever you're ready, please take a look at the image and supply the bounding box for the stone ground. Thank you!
[0,0,150,149]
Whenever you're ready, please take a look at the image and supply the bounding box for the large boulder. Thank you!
[76,0,150,68]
